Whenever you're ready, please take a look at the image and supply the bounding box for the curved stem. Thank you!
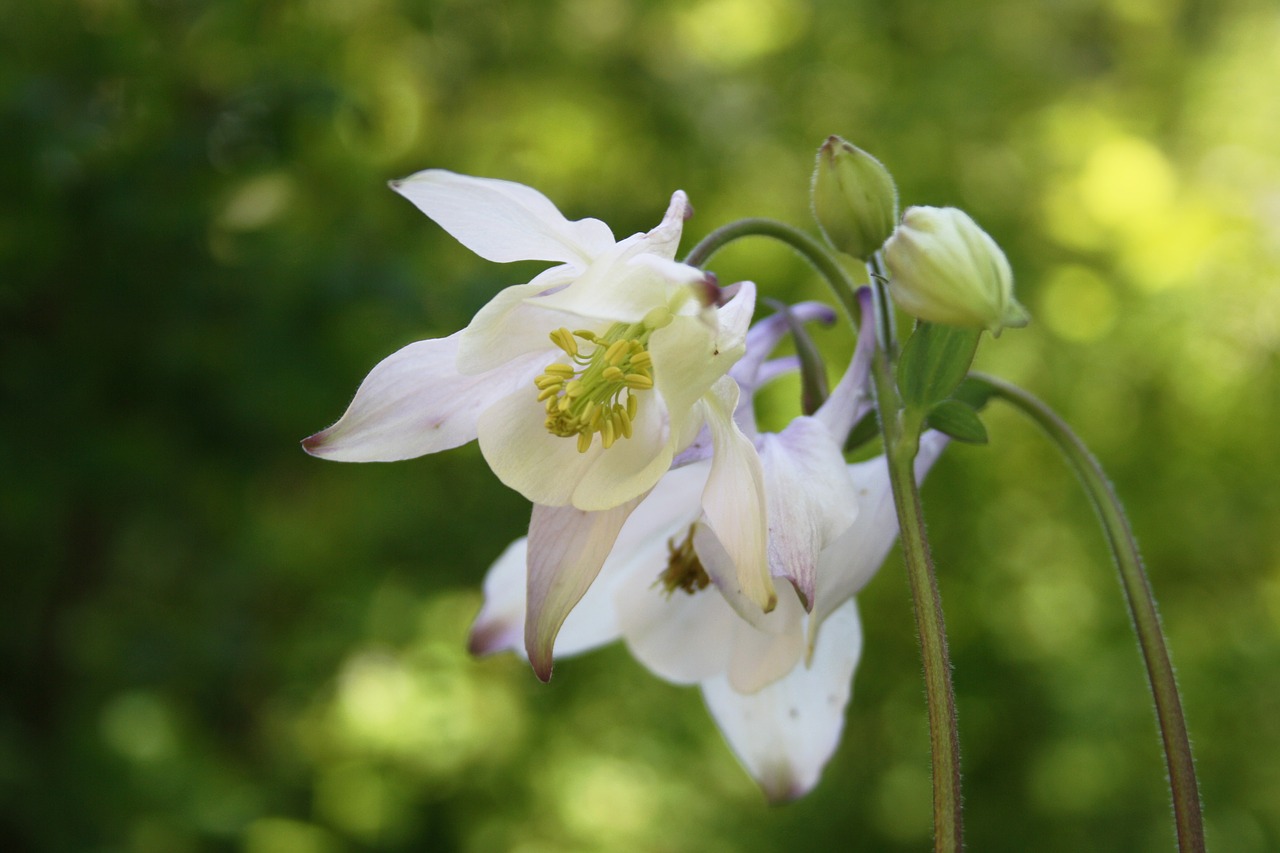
[683,218,862,327]
[872,351,964,853]
[974,372,1205,853]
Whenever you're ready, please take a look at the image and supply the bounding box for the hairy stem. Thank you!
[873,352,964,853]
[974,372,1204,853]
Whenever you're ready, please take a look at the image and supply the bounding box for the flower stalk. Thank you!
[683,217,863,327]
[872,343,965,853]
[972,373,1205,853]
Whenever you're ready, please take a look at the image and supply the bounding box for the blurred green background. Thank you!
[4,0,1278,850]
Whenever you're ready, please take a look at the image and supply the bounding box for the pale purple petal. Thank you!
[525,499,642,681]
[468,537,528,657]
[814,288,876,444]
[303,333,545,462]
[730,302,837,397]
[758,416,859,610]
[701,599,863,803]
[812,431,949,626]
[390,170,614,266]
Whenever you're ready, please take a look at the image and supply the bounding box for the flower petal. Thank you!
[455,271,590,375]
[813,287,876,444]
[701,598,864,803]
[525,499,642,681]
[468,537,528,657]
[724,592,807,694]
[534,245,711,325]
[731,301,837,397]
[390,170,615,266]
[636,190,693,261]
[302,333,545,462]
[758,416,860,610]
[697,376,775,616]
[571,387,673,511]
[812,431,949,626]
[475,385,607,507]
[649,281,756,455]
[617,558,738,685]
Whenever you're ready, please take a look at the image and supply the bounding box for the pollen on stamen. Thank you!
[533,322,658,453]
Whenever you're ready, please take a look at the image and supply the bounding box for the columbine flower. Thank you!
[469,294,948,799]
[304,172,775,678]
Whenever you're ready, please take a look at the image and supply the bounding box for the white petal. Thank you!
[390,170,614,266]
[468,537,528,657]
[525,499,641,681]
[648,281,756,457]
[758,416,859,610]
[617,557,738,685]
[636,190,692,260]
[534,245,710,325]
[701,599,864,803]
[455,272,591,375]
[303,333,544,462]
[475,386,606,507]
[725,592,807,694]
[571,389,673,511]
[697,376,775,616]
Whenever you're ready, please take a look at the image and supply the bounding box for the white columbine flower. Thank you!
[304,172,774,678]
[469,295,948,799]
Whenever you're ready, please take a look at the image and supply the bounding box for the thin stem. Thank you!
[974,372,1205,853]
[868,251,896,353]
[872,350,964,853]
[683,217,862,327]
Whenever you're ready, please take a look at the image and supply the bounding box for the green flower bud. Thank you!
[884,206,1030,335]
[811,135,898,261]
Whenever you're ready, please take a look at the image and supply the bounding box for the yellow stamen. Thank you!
[549,327,579,357]
[531,322,658,453]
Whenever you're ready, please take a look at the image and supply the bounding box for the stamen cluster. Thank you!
[658,524,712,596]
[534,324,655,453]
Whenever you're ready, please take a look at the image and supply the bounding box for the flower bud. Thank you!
[883,206,1029,335]
[811,136,898,260]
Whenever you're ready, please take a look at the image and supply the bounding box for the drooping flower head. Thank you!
[303,172,776,677]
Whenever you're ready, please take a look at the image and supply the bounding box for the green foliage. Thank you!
[896,322,982,413]
[4,0,1279,851]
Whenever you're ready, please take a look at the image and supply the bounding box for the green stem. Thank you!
[683,218,862,327]
[872,349,964,853]
[974,372,1205,853]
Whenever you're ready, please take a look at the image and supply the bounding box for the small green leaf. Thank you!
[925,399,989,444]
[953,375,999,413]
[896,322,982,411]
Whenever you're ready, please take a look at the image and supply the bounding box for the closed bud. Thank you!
[811,135,898,260]
[884,206,1029,335]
